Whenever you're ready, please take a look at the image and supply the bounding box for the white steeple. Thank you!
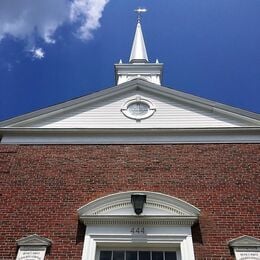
[115,8,163,85]
[129,18,148,63]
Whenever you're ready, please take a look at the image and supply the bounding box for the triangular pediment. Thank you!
[229,235,260,247]
[16,234,52,247]
[1,79,259,129]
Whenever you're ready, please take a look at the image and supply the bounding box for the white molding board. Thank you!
[1,127,260,144]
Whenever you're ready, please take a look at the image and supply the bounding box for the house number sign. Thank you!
[130,227,145,234]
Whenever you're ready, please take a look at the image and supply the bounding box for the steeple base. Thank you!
[115,62,163,85]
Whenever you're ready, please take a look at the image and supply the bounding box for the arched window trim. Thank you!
[78,191,200,260]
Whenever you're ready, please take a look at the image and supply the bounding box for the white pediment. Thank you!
[1,79,259,144]
[1,79,259,129]
[16,234,52,247]
[78,191,200,226]
[229,235,260,247]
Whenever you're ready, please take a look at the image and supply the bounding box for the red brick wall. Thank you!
[0,144,259,259]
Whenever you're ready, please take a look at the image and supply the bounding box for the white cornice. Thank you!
[79,216,198,226]
[1,127,260,144]
[1,126,259,133]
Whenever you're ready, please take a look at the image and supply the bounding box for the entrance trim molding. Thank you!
[78,191,200,260]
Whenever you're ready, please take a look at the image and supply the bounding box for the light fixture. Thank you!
[131,193,146,215]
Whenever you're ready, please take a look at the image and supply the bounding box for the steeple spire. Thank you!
[115,8,163,85]
[129,8,149,63]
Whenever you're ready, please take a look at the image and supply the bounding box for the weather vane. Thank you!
[134,8,147,23]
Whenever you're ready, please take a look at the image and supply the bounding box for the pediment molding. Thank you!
[2,78,259,143]
[78,191,200,226]
[1,78,259,128]
[229,235,260,248]
[16,234,52,247]
[90,199,185,216]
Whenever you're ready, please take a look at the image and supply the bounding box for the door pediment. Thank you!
[78,191,200,226]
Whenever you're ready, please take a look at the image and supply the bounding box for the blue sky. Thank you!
[0,0,260,121]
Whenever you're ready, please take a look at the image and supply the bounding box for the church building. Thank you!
[0,10,260,260]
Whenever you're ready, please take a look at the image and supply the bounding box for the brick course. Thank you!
[0,144,259,259]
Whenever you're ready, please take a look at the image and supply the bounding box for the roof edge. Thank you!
[0,78,259,127]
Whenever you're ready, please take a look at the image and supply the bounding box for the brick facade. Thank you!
[0,144,259,259]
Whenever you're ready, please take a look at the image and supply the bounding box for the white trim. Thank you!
[78,191,200,218]
[1,127,260,144]
[79,192,199,260]
[82,225,195,260]
[115,64,163,85]
[1,79,259,128]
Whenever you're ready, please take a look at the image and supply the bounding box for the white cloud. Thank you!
[0,0,70,44]
[0,0,110,45]
[70,0,110,41]
[31,47,45,59]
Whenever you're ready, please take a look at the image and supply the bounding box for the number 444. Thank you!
[130,227,145,234]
